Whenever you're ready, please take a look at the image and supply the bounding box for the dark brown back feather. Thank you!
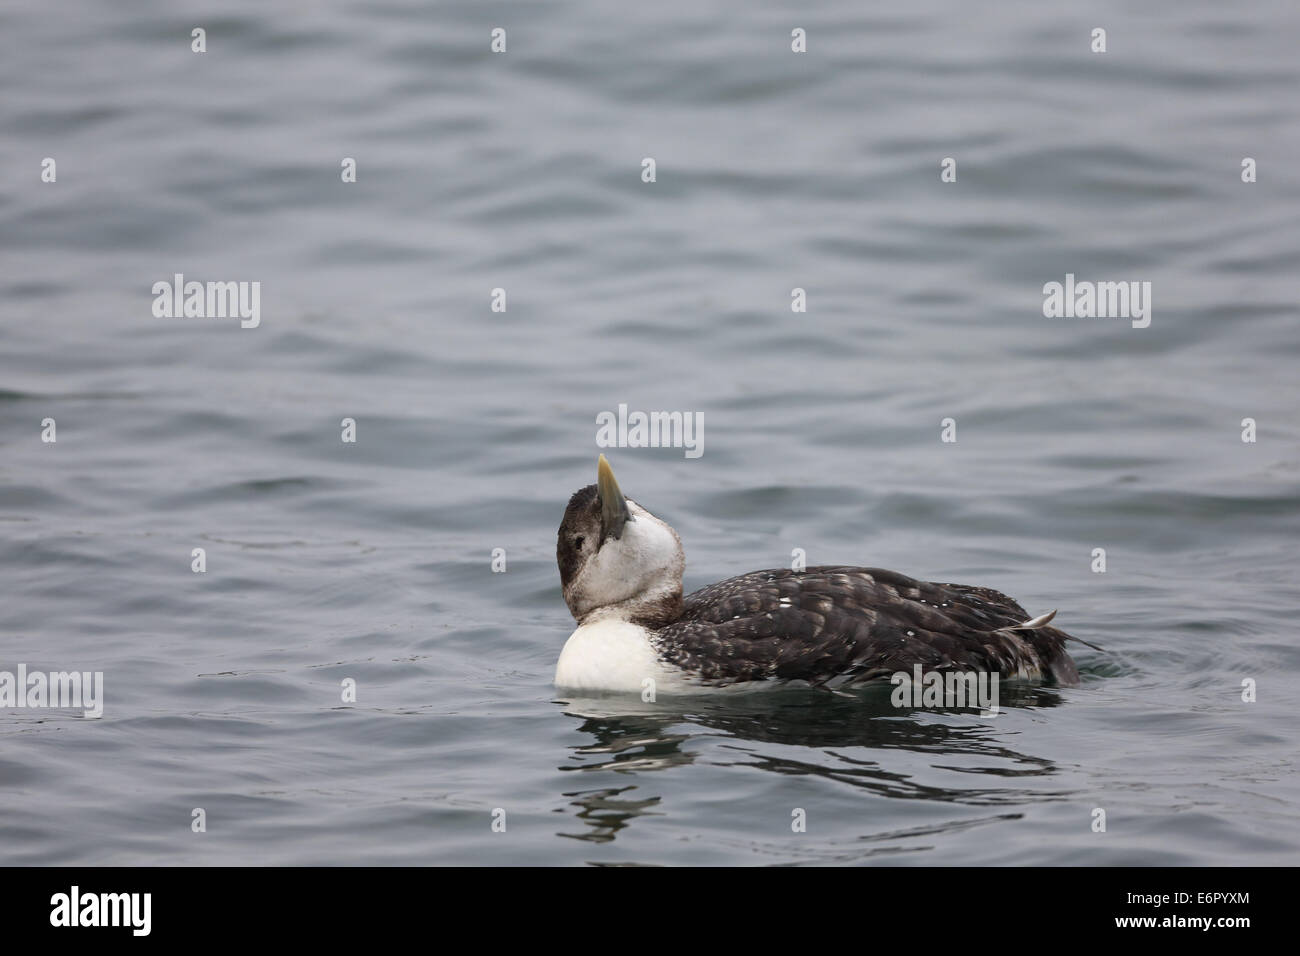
[651,566,1080,687]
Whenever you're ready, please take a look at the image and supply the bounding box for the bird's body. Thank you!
[556,457,1085,695]
[554,616,686,694]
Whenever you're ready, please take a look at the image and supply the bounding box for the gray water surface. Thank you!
[2,0,1299,865]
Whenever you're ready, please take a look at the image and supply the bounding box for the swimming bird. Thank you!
[555,456,1087,694]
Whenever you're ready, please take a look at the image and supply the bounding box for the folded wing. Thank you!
[652,566,1080,687]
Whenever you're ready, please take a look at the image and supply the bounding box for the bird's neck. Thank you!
[581,583,682,629]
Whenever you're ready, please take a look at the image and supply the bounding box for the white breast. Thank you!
[554,618,683,693]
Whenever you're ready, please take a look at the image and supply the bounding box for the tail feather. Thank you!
[999,608,1106,652]
[1000,609,1057,632]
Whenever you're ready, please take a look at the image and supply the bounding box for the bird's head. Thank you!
[557,455,684,624]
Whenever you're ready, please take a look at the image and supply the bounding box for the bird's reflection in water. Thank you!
[556,785,662,844]
[554,683,1067,846]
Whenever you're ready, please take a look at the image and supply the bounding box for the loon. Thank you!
[555,456,1088,694]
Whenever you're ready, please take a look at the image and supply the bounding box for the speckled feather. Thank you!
[651,566,1080,687]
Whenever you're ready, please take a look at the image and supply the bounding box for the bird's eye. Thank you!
[573,536,585,550]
